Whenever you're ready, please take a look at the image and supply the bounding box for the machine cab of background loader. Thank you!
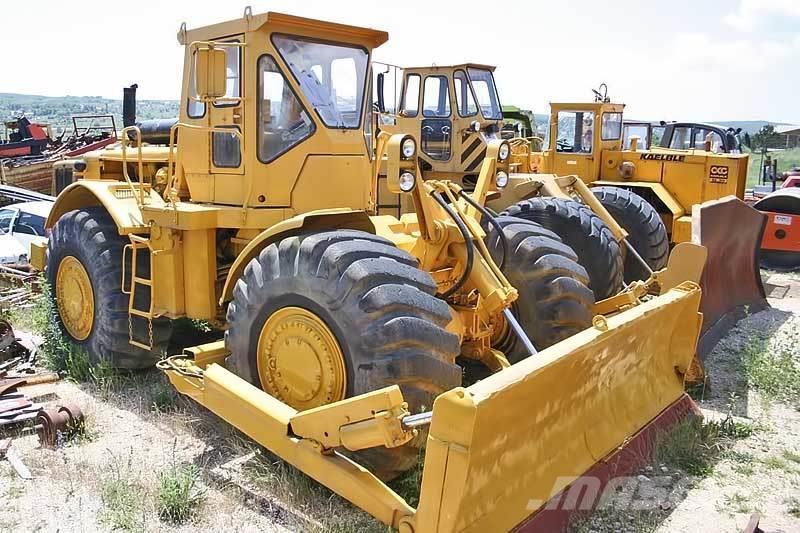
[375,63,506,182]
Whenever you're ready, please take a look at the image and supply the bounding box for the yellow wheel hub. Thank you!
[256,306,347,411]
[55,255,95,341]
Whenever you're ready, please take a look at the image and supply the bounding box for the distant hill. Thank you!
[0,93,178,136]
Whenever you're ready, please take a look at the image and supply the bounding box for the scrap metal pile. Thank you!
[0,115,118,195]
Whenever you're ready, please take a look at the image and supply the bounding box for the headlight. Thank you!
[401,138,416,159]
[399,171,416,192]
[471,120,481,132]
[495,171,509,188]
[498,142,510,161]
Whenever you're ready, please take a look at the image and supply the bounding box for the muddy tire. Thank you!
[47,207,171,369]
[501,197,624,300]
[486,216,594,364]
[225,230,461,480]
[592,186,669,282]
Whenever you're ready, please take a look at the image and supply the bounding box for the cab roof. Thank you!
[178,11,389,48]
[402,63,496,72]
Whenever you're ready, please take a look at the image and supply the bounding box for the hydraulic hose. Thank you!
[432,191,474,299]
[458,189,508,271]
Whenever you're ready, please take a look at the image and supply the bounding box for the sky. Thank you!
[2,0,799,122]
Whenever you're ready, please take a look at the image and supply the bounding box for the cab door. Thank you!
[208,39,245,178]
[420,75,452,162]
[551,109,596,179]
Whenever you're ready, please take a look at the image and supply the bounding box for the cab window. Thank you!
[556,111,594,154]
[401,74,420,117]
[257,55,315,163]
[601,112,622,140]
[623,124,650,149]
[454,70,477,117]
[694,129,724,153]
[669,127,692,149]
[422,76,450,118]
[466,68,502,120]
[273,35,368,129]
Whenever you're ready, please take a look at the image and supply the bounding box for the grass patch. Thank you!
[99,455,147,531]
[741,336,800,408]
[654,413,753,477]
[722,491,755,514]
[761,455,790,471]
[157,462,205,524]
[150,380,178,413]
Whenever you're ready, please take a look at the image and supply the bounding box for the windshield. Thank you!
[273,35,368,129]
[467,68,502,120]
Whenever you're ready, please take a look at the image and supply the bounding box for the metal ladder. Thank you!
[122,234,156,350]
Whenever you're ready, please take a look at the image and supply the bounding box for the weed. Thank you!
[722,492,754,514]
[99,454,147,531]
[150,380,177,413]
[388,449,424,507]
[761,455,789,471]
[786,496,800,518]
[157,462,205,524]
[654,412,753,477]
[782,449,800,464]
[742,335,800,407]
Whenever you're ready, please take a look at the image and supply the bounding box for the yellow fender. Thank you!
[45,180,164,234]
[219,209,374,304]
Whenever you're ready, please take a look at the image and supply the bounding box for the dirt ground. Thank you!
[1,270,799,533]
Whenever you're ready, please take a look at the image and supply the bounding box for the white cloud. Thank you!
[724,0,800,31]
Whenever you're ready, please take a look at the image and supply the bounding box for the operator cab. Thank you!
[658,122,744,154]
[375,63,504,175]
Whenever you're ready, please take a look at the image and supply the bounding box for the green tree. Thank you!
[752,124,782,150]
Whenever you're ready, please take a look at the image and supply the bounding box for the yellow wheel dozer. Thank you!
[36,10,710,531]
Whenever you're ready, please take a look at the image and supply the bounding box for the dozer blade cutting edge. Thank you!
[160,280,703,533]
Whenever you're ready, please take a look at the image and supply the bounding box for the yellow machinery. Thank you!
[35,10,709,531]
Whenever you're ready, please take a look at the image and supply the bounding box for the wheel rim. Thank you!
[256,306,347,410]
[55,255,95,341]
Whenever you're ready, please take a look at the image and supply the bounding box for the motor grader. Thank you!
[35,10,708,531]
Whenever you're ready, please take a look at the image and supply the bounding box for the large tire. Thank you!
[592,186,669,283]
[225,230,461,480]
[501,197,624,300]
[47,207,171,369]
[486,216,594,364]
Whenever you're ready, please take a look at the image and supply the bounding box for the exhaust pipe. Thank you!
[121,83,177,145]
[123,84,138,128]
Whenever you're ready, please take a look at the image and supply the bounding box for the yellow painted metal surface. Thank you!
[46,180,164,233]
[414,283,702,532]
[55,256,95,340]
[256,306,347,410]
[29,241,47,271]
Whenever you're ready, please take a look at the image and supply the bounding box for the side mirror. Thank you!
[195,46,227,100]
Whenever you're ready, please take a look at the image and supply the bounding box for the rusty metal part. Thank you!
[695,197,768,360]
[0,377,26,396]
[35,403,85,447]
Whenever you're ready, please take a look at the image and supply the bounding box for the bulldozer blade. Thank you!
[692,196,768,359]
[413,283,702,533]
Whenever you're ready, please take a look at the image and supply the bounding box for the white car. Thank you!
[0,201,53,265]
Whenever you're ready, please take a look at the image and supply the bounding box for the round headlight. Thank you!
[399,171,416,192]
[401,138,416,159]
[471,120,481,132]
[498,143,510,161]
[495,171,509,188]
